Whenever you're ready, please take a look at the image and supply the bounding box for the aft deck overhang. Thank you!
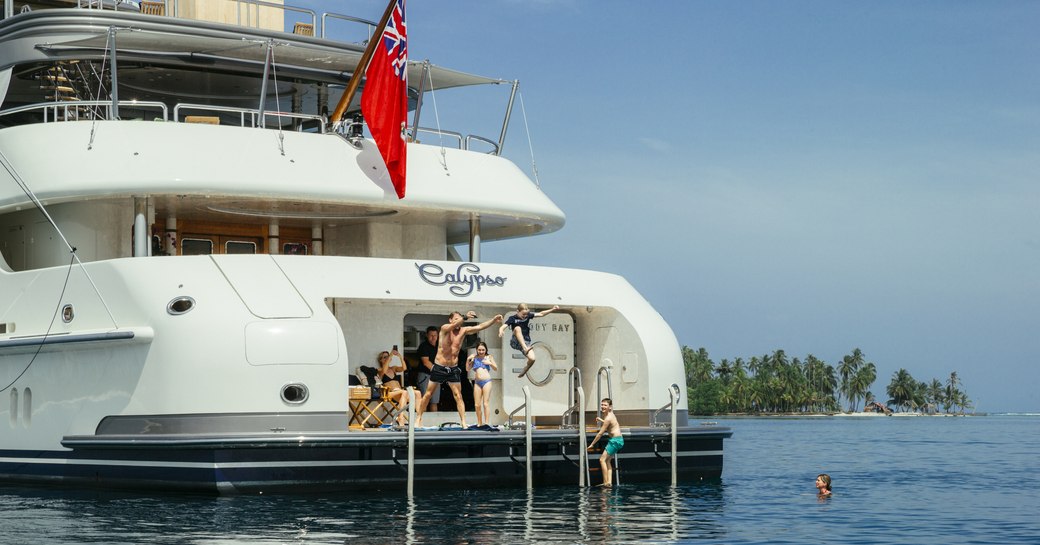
[0,120,566,243]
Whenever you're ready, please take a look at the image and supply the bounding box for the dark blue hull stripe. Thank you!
[0,430,729,492]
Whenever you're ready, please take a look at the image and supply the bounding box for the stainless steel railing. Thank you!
[0,100,168,122]
[173,103,326,132]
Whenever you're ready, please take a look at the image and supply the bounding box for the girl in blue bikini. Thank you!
[466,341,498,427]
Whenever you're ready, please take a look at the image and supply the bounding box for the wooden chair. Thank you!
[348,386,378,429]
[140,1,165,16]
[293,22,314,36]
[348,386,399,429]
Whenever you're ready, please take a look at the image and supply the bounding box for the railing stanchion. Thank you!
[577,386,587,487]
[669,383,679,486]
[407,386,416,496]
[523,385,532,490]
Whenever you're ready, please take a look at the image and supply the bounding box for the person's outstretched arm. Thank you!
[535,305,560,318]
[464,314,503,335]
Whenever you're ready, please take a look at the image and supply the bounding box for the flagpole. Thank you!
[330,0,399,128]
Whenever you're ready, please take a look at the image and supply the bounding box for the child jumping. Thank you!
[588,397,624,487]
[498,303,559,378]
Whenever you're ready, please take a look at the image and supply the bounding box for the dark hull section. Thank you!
[0,427,731,494]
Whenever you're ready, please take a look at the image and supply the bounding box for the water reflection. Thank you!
[0,482,726,544]
[5,418,1039,543]
[405,496,416,545]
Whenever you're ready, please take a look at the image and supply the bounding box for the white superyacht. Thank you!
[0,0,730,492]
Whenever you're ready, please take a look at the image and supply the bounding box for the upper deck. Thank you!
[0,3,564,270]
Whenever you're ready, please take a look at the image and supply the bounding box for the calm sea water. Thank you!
[2,415,1037,544]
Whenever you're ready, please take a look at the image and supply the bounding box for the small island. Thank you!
[683,346,973,416]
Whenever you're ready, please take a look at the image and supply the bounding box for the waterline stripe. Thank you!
[0,450,722,470]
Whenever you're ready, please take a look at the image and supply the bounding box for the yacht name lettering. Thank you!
[531,323,570,332]
[415,262,507,297]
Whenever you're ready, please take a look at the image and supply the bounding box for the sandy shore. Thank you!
[716,412,975,417]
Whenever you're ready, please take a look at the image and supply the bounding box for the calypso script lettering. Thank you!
[415,262,507,297]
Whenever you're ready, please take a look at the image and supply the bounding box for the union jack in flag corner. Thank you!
[361,0,408,199]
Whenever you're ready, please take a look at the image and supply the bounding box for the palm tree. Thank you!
[838,348,865,411]
[803,354,837,413]
[716,359,733,384]
[748,356,762,379]
[683,346,714,385]
[851,361,877,412]
[886,368,916,412]
[925,378,944,414]
[944,371,962,413]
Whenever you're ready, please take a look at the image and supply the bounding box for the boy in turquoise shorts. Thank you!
[588,398,624,486]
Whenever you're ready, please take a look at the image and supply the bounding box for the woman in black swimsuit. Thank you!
[377,349,410,425]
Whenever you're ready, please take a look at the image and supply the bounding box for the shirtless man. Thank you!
[588,398,624,487]
[415,310,503,428]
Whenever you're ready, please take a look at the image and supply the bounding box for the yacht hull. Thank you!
[0,427,731,494]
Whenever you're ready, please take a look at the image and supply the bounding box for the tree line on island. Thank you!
[682,346,973,415]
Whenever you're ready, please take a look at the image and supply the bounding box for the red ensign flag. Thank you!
[361,0,408,198]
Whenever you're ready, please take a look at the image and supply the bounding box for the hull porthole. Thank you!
[281,383,309,405]
[167,296,196,315]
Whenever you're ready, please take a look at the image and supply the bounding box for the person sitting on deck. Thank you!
[377,348,409,426]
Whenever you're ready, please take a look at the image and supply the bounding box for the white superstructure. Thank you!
[0,2,695,484]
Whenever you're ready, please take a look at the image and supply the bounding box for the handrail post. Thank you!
[577,386,587,487]
[107,27,119,120]
[523,385,532,490]
[407,386,416,496]
[669,383,679,486]
[496,80,519,156]
[596,366,613,419]
[409,61,429,141]
[257,40,273,128]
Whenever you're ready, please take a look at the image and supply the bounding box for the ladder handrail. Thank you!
[560,367,583,428]
[652,383,682,426]
[668,383,679,486]
[577,385,588,487]
[596,366,613,419]
[508,396,527,427]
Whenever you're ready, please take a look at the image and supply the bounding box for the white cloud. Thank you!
[636,137,671,153]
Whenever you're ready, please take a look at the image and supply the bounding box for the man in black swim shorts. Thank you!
[415,310,502,428]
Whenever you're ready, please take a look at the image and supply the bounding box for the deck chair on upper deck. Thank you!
[292,22,314,36]
[140,1,165,15]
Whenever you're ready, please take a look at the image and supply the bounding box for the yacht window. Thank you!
[225,241,257,254]
[182,238,213,255]
[283,242,308,255]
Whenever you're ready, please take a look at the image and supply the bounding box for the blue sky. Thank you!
[308,1,1040,412]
